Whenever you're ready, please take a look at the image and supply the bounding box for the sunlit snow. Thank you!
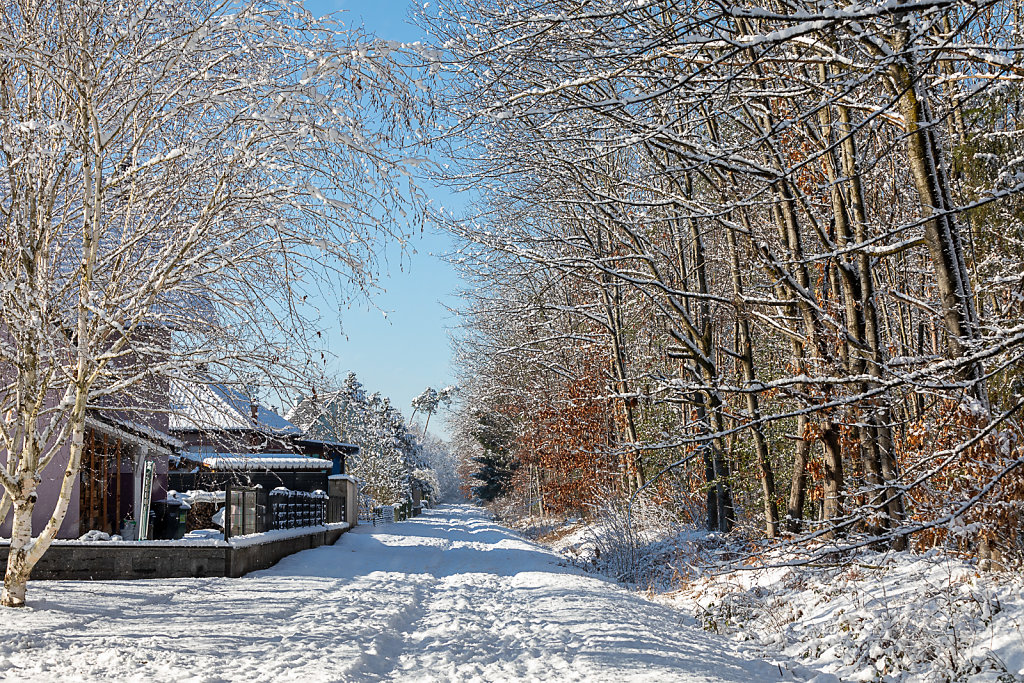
[0,506,811,682]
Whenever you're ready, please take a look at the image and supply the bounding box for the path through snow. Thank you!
[0,505,813,682]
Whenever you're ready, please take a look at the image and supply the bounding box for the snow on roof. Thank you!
[169,379,301,436]
[86,411,184,451]
[183,451,331,471]
[91,411,184,450]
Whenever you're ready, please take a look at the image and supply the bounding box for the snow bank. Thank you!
[531,507,1024,682]
[664,551,1024,682]
[535,501,709,587]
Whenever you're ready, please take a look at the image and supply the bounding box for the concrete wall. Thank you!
[0,543,226,581]
[0,526,349,581]
[227,527,346,577]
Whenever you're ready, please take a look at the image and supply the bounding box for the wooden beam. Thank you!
[82,431,93,533]
[115,438,123,534]
[101,434,109,534]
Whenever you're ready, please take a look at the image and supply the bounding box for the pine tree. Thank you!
[468,411,517,502]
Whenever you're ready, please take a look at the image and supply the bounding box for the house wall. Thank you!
[0,441,80,540]
[1,324,173,540]
[0,321,80,540]
[48,441,81,538]
[0,415,81,540]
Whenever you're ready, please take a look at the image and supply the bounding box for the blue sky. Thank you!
[301,0,463,436]
[316,0,422,41]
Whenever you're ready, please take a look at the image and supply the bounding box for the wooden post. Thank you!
[101,434,110,534]
[82,430,93,532]
[224,481,232,541]
[90,431,99,530]
[115,438,122,534]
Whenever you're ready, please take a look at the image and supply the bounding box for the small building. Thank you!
[168,379,358,493]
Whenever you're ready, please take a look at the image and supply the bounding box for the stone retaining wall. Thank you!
[227,527,346,577]
[0,526,348,581]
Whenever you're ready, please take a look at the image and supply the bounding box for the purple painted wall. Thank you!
[0,437,79,539]
[2,331,174,540]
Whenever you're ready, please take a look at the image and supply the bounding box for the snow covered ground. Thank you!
[533,512,1024,682]
[665,550,1024,683]
[0,505,817,682]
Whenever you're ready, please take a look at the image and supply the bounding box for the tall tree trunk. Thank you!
[593,232,644,494]
[3,33,99,603]
[726,217,779,537]
[732,42,845,532]
[699,102,779,536]
[2,439,39,608]
[814,80,888,534]
[770,187,845,532]
[835,104,907,536]
[787,414,812,532]
[890,55,987,404]
[3,399,89,607]
[683,179,734,533]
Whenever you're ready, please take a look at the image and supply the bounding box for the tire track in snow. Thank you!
[323,505,808,682]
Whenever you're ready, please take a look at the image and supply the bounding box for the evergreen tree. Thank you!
[289,372,434,505]
[468,411,517,502]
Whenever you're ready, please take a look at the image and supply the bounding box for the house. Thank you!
[0,399,178,540]
[1,375,358,540]
[168,379,357,493]
[76,410,181,538]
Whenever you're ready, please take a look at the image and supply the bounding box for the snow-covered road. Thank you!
[0,505,809,682]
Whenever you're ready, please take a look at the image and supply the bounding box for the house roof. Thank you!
[169,379,301,436]
[85,412,183,454]
[294,437,359,454]
[180,451,330,471]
